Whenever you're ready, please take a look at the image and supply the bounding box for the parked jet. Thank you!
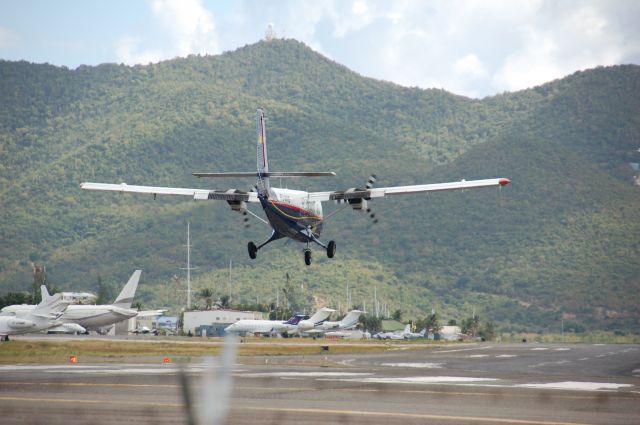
[374,324,414,340]
[1,270,142,334]
[0,289,69,341]
[224,307,335,336]
[404,328,427,339]
[81,109,510,265]
[303,310,363,335]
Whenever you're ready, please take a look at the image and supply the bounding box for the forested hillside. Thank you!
[1,39,639,332]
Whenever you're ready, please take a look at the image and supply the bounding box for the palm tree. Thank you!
[198,288,214,310]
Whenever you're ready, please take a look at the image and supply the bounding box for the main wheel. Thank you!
[327,240,336,258]
[248,241,257,259]
[304,249,312,266]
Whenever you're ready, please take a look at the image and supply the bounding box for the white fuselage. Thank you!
[224,318,315,335]
[1,304,138,331]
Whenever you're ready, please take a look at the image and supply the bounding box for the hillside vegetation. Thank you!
[1,39,639,332]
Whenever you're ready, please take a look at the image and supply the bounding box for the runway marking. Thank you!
[380,362,443,368]
[0,395,181,408]
[0,395,601,425]
[496,354,517,358]
[434,345,490,353]
[468,354,490,358]
[515,382,634,391]
[240,406,597,425]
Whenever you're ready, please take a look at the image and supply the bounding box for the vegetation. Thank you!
[1,39,639,333]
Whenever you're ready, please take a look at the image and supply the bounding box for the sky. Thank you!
[1,0,639,98]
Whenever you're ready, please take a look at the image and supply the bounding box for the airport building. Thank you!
[183,309,263,336]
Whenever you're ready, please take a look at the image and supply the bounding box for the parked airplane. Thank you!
[303,309,363,335]
[404,328,427,339]
[0,289,69,341]
[1,270,142,334]
[224,307,335,336]
[374,324,413,340]
[81,109,510,265]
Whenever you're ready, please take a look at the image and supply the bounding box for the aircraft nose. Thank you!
[499,178,511,186]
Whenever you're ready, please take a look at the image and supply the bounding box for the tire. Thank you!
[304,249,312,266]
[248,241,257,259]
[327,240,336,258]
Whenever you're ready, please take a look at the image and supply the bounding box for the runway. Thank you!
[1,342,638,424]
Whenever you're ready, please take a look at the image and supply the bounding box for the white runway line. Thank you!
[240,371,372,378]
[495,354,517,358]
[381,362,443,368]
[531,347,549,351]
[515,381,633,391]
[344,376,500,385]
[468,354,489,358]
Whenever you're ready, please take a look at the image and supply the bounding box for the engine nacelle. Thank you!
[296,320,314,332]
[226,200,247,213]
[348,198,368,211]
[8,318,35,329]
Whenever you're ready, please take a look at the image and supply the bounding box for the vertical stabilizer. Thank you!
[31,291,68,318]
[308,307,335,325]
[40,285,51,300]
[255,108,270,197]
[339,310,363,329]
[112,270,142,308]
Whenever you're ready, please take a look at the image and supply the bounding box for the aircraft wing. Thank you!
[307,178,510,202]
[80,182,260,202]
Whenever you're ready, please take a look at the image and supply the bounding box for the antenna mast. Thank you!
[180,222,197,309]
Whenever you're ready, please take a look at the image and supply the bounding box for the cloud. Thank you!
[116,0,218,64]
[0,26,19,49]
[224,0,639,97]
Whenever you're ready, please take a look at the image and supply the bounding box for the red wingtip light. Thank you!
[499,178,511,186]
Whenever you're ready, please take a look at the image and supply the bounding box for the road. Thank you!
[1,341,638,424]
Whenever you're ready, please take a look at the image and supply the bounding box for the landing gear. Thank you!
[304,249,312,266]
[248,241,257,259]
[327,240,336,258]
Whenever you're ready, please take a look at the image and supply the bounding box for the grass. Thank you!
[0,337,430,364]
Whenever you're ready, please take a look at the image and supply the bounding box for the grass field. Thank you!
[0,337,429,364]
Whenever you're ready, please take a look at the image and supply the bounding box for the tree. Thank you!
[199,288,214,310]
[220,294,230,309]
[359,314,382,333]
[461,314,481,337]
[392,309,403,321]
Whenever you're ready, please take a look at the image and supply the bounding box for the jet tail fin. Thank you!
[31,291,68,319]
[40,285,51,300]
[256,108,270,197]
[339,310,363,329]
[112,270,142,308]
[308,307,335,325]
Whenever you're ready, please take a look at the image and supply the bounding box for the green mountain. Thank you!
[1,39,639,332]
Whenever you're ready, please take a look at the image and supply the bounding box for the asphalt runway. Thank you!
[1,342,639,425]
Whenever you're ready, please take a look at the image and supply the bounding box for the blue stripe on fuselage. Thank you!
[260,198,323,242]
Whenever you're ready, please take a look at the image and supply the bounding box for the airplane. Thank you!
[0,289,69,341]
[374,324,413,340]
[80,109,510,265]
[404,328,427,339]
[302,309,363,335]
[224,307,335,336]
[1,270,142,334]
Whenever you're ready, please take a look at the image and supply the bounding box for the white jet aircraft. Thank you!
[1,270,142,334]
[224,307,335,336]
[0,289,69,341]
[81,109,510,266]
[303,310,363,335]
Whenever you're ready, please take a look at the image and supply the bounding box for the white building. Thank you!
[183,309,263,335]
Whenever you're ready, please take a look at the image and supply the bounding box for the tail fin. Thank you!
[112,270,142,308]
[339,310,363,329]
[403,323,411,334]
[308,307,335,325]
[40,285,51,301]
[285,313,306,325]
[256,108,270,197]
[31,291,68,318]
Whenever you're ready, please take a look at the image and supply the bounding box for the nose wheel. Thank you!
[327,240,336,258]
[248,241,257,259]
[304,249,312,266]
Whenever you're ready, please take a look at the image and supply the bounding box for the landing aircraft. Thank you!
[81,109,510,265]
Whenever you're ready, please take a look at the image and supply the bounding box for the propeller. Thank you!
[365,174,379,225]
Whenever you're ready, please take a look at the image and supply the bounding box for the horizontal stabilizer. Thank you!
[192,172,336,178]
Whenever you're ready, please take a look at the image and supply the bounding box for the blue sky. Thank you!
[1,0,638,98]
